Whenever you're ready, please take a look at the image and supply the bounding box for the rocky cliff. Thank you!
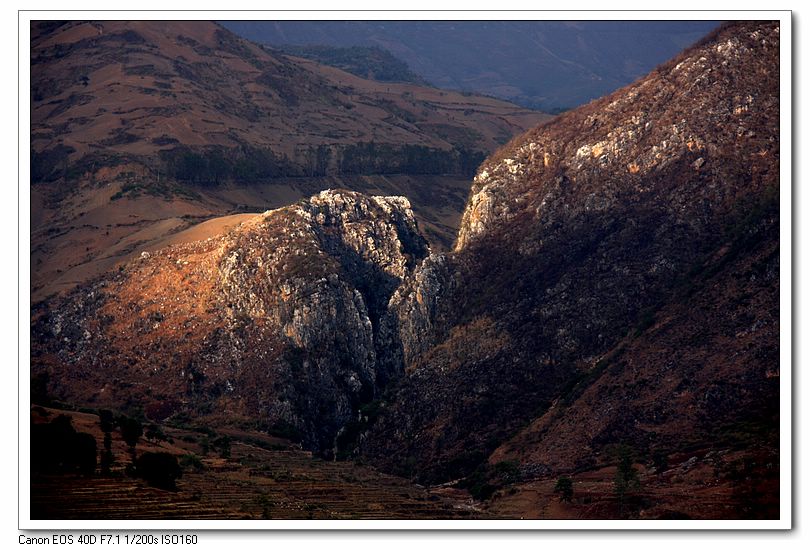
[358,21,780,488]
[32,190,428,452]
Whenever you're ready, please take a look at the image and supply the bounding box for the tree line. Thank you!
[159,143,486,186]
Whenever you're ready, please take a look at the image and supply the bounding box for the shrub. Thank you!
[134,452,182,490]
[145,423,169,443]
[212,435,232,459]
[31,415,97,475]
[458,458,521,501]
[554,476,574,502]
[493,460,521,483]
[179,453,205,471]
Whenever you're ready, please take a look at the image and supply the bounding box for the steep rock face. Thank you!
[360,21,780,484]
[381,253,457,370]
[456,22,779,250]
[32,190,428,452]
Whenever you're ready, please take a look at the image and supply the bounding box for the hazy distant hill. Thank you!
[221,20,719,112]
[274,44,429,85]
[30,20,549,299]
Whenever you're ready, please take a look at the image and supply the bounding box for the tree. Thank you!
[74,432,98,475]
[613,445,641,517]
[554,476,574,502]
[212,435,232,459]
[118,415,143,464]
[134,452,182,490]
[31,371,50,405]
[98,410,114,474]
[31,415,97,475]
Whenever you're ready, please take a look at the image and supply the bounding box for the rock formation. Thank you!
[32,190,428,452]
[358,20,780,484]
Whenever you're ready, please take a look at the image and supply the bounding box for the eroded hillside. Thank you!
[30,20,550,300]
[355,22,779,516]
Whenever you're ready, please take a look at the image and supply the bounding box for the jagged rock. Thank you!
[456,22,779,251]
[32,189,428,453]
[383,253,456,369]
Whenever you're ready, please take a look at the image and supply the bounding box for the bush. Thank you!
[458,458,521,501]
[467,478,497,501]
[145,423,169,443]
[179,453,205,472]
[212,435,232,459]
[134,452,182,490]
[493,460,521,483]
[31,415,97,475]
[554,476,574,502]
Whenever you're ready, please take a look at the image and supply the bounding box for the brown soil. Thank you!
[30,407,482,520]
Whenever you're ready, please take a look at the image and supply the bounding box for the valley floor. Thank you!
[30,407,481,520]
[29,407,778,521]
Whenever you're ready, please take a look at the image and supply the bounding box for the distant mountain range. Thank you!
[30,20,549,300]
[221,20,720,111]
[274,44,430,85]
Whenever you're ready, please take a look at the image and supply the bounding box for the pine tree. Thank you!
[613,445,641,517]
[554,476,574,502]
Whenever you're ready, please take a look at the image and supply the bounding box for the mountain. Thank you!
[354,20,779,516]
[30,20,549,300]
[31,20,544,172]
[31,21,780,519]
[272,44,429,85]
[221,21,720,112]
[32,190,429,451]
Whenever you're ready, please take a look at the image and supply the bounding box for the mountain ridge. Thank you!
[221,20,720,111]
[30,19,550,300]
[355,21,779,508]
[30,20,780,520]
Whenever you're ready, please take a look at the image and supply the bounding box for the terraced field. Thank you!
[30,409,482,520]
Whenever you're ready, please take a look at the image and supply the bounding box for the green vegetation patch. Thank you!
[279,44,428,85]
